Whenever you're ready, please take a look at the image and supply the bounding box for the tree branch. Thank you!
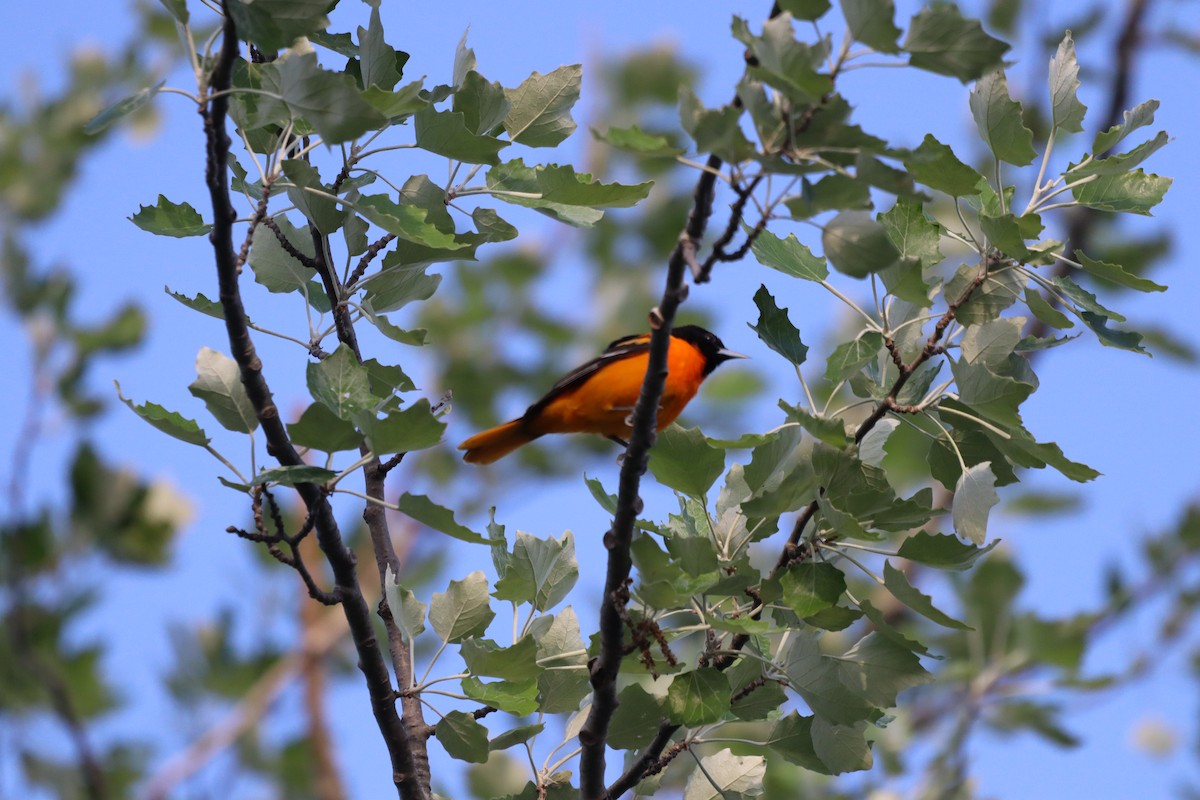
[200,6,426,798]
[579,7,787,797]
[306,174,432,792]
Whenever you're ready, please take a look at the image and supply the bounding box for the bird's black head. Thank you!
[672,325,749,375]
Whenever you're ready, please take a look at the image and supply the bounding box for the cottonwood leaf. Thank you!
[430,571,495,643]
[188,347,257,433]
[397,493,488,545]
[115,383,210,447]
[503,65,581,147]
[952,462,998,544]
[130,195,210,237]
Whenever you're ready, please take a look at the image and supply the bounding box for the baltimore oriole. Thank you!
[458,324,746,464]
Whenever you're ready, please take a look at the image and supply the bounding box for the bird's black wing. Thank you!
[523,334,651,421]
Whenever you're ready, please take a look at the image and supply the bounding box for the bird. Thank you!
[458,324,747,464]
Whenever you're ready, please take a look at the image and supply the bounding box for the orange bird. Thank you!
[458,325,746,464]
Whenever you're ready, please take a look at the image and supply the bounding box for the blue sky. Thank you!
[2,0,1198,797]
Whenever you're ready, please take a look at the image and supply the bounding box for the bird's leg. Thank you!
[606,435,630,448]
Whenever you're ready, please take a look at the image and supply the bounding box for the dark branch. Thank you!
[347,232,396,289]
[306,179,432,793]
[202,6,427,798]
[262,216,319,271]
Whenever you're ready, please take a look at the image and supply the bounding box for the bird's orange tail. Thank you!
[458,419,538,464]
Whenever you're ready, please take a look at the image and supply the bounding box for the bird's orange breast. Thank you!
[527,340,707,438]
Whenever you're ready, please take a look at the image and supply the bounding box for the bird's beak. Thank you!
[716,348,750,362]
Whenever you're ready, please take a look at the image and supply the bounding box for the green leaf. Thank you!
[1071,130,1169,178]
[1024,290,1074,330]
[485,159,651,227]
[226,0,333,51]
[358,399,447,455]
[883,561,971,629]
[452,29,476,87]
[533,609,589,713]
[130,195,210,237]
[430,572,495,643]
[1080,310,1148,354]
[951,359,1035,427]
[1049,32,1087,134]
[166,287,226,320]
[249,214,316,293]
[493,532,577,612]
[454,70,511,135]
[435,710,489,763]
[1094,99,1159,155]
[503,65,582,147]
[682,750,765,800]
[880,196,942,267]
[472,207,518,243]
[532,164,653,207]
[824,331,883,385]
[970,68,1037,166]
[591,125,684,157]
[734,15,832,104]
[823,211,901,278]
[903,4,1009,81]
[751,227,829,281]
[836,631,933,707]
[281,160,342,234]
[961,317,1023,368]
[398,493,488,545]
[649,425,726,498]
[842,0,901,53]
[361,256,444,313]
[362,79,428,120]
[749,285,807,366]
[1076,251,1166,293]
[1071,169,1171,215]
[461,677,539,717]
[287,402,361,452]
[414,107,508,165]
[85,81,164,134]
[782,635,876,724]
[779,563,846,617]
[278,52,385,144]
[609,685,665,749]
[952,462,998,544]
[811,717,873,775]
[766,713,825,771]
[584,475,618,515]
[460,636,538,681]
[251,464,337,487]
[679,86,757,162]
[905,134,987,196]
[780,401,848,448]
[979,213,1034,260]
[778,0,831,19]
[357,5,400,90]
[188,347,258,433]
[897,531,998,570]
[156,0,187,23]
[115,383,210,447]
[306,345,374,420]
[665,668,730,726]
[383,569,426,644]
[489,723,544,752]
[1050,274,1126,321]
